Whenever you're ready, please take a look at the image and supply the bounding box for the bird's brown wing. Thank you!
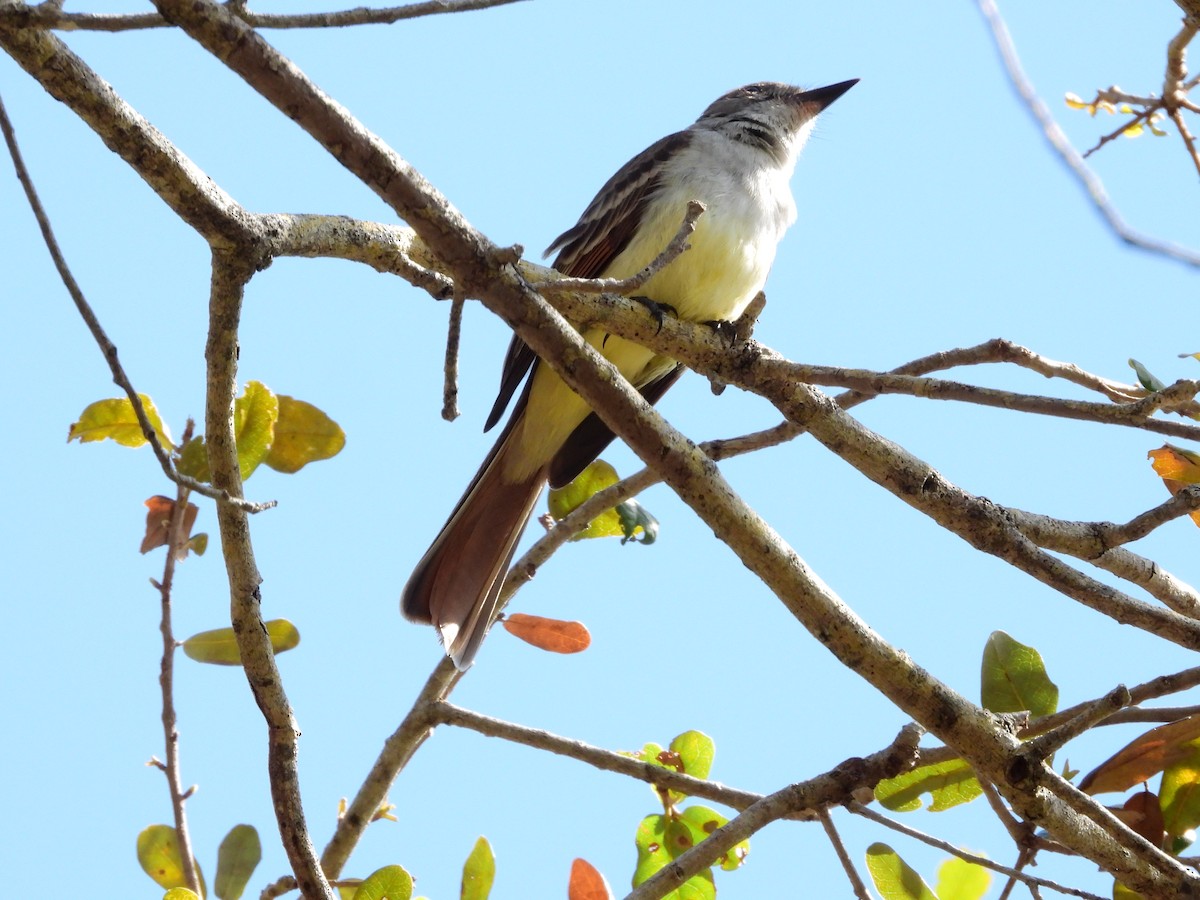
[483,130,689,433]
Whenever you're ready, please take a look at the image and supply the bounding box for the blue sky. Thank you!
[4,1,1200,898]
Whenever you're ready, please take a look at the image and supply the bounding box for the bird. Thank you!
[402,79,858,669]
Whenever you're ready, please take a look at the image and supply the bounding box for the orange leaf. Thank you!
[568,859,613,900]
[1147,447,1200,526]
[1080,716,1200,794]
[140,496,199,556]
[501,613,591,654]
[1149,446,1200,483]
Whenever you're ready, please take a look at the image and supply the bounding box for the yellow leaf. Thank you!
[68,395,172,449]
[263,395,346,474]
[182,619,301,665]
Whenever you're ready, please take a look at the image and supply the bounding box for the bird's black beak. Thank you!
[797,78,859,111]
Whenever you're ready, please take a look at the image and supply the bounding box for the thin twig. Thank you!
[430,701,773,812]
[0,92,273,513]
[153,456,200,895]
[849,802,1107,900]
[530,200,706,295]
[817,808,871,900]
[18,0,527,31]
[975,0,1200,268]
[1082,105,1158,159]
[442,294,465,421]
[1026,665,1200,740]
[1025,686,1131,761]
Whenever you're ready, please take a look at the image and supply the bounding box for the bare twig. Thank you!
[1082,103,1160,159]
[818,808,872,900]
[433,701,769,809]
[153,466,200,895]
[1011,499,1200,618]
[18,0,526,31]
[975,0,1200,268]
[0,90,273,512]
[1102,704,1200,724]
[1025,686,1131,761]
[781,363,1200,441]
[530,200,706,295]
[316,659,462,881]
[442,294,465,421]
[1165,15,1200,177]
[849,802,1107,900]
[1027,665,1200,740]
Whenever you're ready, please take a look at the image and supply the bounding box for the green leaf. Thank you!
[679,806,747,872]
[1129,358,1166,393]
[355,865,413,900]
[137,825,187,889]
[875,757,982,812]
[936,855,991,900]
[183,619,301,666]
[177,436,211,482]
[460,836,495,900]
[1161,739,1200,840]
[215,824,261,900]
[234,380,279,480]
[68,394,172,449]
[864,843,937,900]
[616,499,659,544]
[671,731,714,782]
[163,890,201,900]
[631,814,721,899]
[981,631,1058,718]
[264,395,346,474]
[661,731,715,807]
[137,825,203,894]
[188,533,209,556]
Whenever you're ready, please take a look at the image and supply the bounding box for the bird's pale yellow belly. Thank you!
[503,205,777,483]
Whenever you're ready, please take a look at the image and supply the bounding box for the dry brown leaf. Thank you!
[1115,791,1166,847]
[1080,716,1200,794]
[140,495,199,556]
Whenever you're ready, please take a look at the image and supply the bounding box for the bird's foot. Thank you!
[630,295,678,335]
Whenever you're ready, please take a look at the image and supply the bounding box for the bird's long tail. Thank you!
[400,414,545,669]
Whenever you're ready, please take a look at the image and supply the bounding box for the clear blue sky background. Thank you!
[4,2,1200,897]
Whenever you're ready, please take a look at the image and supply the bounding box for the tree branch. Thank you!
[204,249,334,900]
[16,0,526,31]
[975,0,1200,268]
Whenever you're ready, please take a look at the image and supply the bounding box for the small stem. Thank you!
[156,469,199,895]
[442,294,465,421]
[818,808,871,900]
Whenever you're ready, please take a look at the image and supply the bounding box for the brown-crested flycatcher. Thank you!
[402,79,858,668]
